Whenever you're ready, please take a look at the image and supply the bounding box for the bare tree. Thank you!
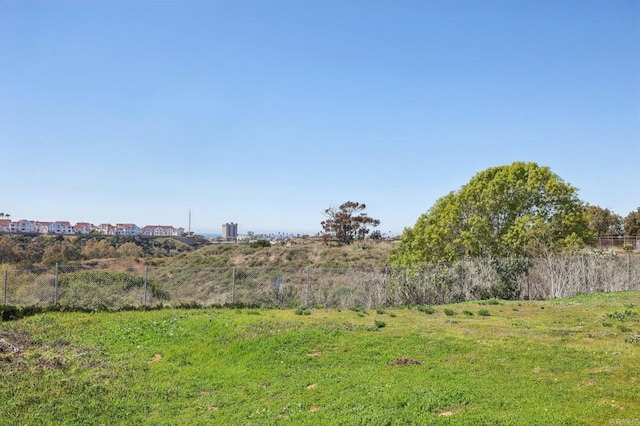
[321,201,380,245]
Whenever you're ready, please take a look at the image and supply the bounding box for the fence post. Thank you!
[3,269,7,307]
[384,266,389,307]
[526,263,530,301]
[54,263,59,305]
[628,253,632,291]
[231,266,236,305]
[581,255,588,293]
[460,259,465,301]
[143,264,149,306]
[306,267,310,309]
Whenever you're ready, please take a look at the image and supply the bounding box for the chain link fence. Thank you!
[2,254,639,312]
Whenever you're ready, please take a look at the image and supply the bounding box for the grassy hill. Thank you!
[1,291,639,424]
[153,239,397,269]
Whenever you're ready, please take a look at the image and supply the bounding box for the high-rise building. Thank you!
[222,222,238,241]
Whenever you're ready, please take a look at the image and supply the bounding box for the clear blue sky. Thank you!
[1,0,638,235]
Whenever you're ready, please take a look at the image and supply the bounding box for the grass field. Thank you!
[1,292,639,425]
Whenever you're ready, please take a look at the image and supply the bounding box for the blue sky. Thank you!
[1,0,638,235]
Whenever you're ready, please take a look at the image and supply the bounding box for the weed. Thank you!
[607,310,638,321]
[444,309,455,316]
[478,309,490,317]
[294,307,311,316]
[479,298,502,306]
[417,306,436,315]
[617,325,632,333]
[357,312,366,318]
[369,320,387,331]
[625,335,640,344]
[376,308,386,315]
[602,322,613,327]
[389,312,397,318]
[463,310,474,316]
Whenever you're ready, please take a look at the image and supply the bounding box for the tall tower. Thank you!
[222,222,238,241]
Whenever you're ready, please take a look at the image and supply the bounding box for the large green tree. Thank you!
[584,204,623,236]
[624,207,640,236]
[391,162,594,267]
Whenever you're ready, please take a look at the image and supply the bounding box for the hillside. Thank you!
[152,239,397,270]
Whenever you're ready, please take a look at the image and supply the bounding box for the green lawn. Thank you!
[1,292,639,425]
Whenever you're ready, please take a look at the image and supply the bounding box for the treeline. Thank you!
[0,235,205,265]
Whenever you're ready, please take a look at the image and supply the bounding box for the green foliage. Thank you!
[444,308,455,316]
[294,307,311,316]
[417,305,436,314]
[250,239,272,248]
[606,310,638,321]
[463,310,474,316]
[624,207,640,236]
[477,309,490,317]
[584,204,623,236]
[391,162,595,267]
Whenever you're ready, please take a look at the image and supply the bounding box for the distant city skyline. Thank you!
[2,1,638,235]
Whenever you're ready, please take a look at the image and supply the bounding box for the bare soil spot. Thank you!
[387,357,422,367]
[309,406,321,412]
[151,353,162,362]
[306,383,318,390]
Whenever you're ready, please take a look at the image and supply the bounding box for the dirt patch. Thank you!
[387,357,423,367]
[309,406,321,412]
[306,383,318,390]
[151,353,162,362]
[0,330,31,352]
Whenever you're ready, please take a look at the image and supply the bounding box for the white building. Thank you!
[48,221,75,234]
[73,222,95,234]
[115,223,142,236]
[142,225,183,237]
[0,220,11,233]
[10,219,36,233]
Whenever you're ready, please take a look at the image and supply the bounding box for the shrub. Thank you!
[478,309,490,317]
[444,309,455,316]
[463,310,474,316]
[417,305,436,315]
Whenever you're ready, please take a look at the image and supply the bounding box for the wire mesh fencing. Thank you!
[2,253,639,311]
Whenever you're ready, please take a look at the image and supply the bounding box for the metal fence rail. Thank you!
[2,254,639,311]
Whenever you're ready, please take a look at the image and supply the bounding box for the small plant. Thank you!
[376,308,386,315]
[444,309,455,316]
[602,322,613,327]
[295,307,311,316]
[607,310,638,321]
[417,305,436,314]
[617,325,632,333]
[374,320,386,329]
[463,310,474,316]
[625,336,640,344]
[479,298,501,306]
[389,312,397,318]
[478,309,490,317]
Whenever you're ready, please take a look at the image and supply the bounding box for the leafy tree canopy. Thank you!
[624,207,640,236]
[321,201,380,245]
[584,204,623,236]
[391,162,595,267]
